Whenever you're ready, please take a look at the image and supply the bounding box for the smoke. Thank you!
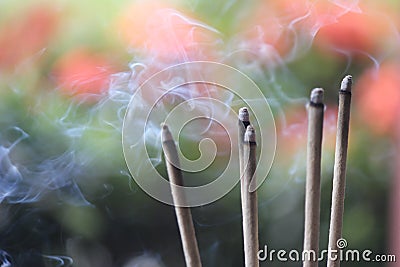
[0,250,74,267]
[0,127,89,205]
[123,254,165,267]
[43,255,73,267]
[0,250,12,267]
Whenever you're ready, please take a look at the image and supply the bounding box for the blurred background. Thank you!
[0,0,399,266]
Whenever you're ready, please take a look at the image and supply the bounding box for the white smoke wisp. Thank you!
[0,250,12,267]
[0,127,90,206]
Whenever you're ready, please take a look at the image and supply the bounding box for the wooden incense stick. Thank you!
[238,107,255,266]
[389,103,400,266]
[161,124,202,267]
[303,88,324,267]
[390,133,400,267]
[241,125,259,267]
[327,75,352,267]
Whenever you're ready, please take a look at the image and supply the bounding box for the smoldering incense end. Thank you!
[161,123,173,142]
[239,107,250,122]
[340,75,352,92]
[310,88,324,105]
[244,125,256,142]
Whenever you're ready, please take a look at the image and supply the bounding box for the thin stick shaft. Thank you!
[390,135,400,266]
[389,120,400,266]
[303,88,324,267]
[162,125,202,267]
[242,126,259,267]
[327,76,352,267]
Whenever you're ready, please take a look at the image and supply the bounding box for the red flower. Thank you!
[53,49,116,101]
[0,5,58,69]
[241,0,360,59]
[315,2,396,57]
[356,63,400,135]
[116,0,217,62]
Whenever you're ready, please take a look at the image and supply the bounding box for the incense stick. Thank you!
[161,124,202,267]
[327,75,352,267]
[303,88,324,267]
[390,120,400,265]
[241,125,259,267]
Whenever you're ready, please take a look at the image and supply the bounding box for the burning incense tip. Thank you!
[244,125,256,142]
[340,75,352,92]
[310,88,324,104]
[161,123,173,142]
[239,107,250,122]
